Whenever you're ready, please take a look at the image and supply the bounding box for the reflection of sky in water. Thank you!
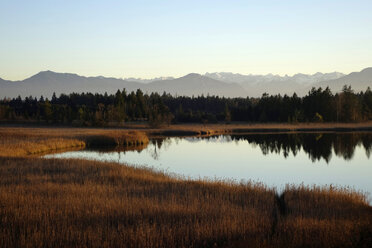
[45,135,372,200]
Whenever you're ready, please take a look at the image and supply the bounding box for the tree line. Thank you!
[0,86,371,126]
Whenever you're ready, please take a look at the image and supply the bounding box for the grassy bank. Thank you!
[0,128,149,157]
[0,157,370,248]
[149,122,372,136]
[3,122,372,136]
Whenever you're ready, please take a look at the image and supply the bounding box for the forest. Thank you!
[0,85,371,126]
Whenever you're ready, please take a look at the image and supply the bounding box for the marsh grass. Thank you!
[0,157,275,248]
[0,157,371,247]
[82,131,149,147]
[0,128,148,157]
[270,185,372,248]
[150,122,372,134]
[0,127,371,247]
[0,136,85,157]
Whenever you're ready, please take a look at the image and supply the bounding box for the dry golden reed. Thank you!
[0,157,275,248]
[0,157,371,248]
[0,128,148,157]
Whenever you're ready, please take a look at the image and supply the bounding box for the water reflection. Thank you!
[46,132,372,199]
[148,133,372,163]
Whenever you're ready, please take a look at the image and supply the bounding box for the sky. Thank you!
[1,0,372,80]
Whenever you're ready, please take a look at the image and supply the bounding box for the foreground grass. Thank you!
[270,185,372,248]
[0,157,274,248]
[0,157,371,248]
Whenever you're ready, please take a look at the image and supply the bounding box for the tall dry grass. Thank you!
[0,157,371,247]
[0,136,85,157]
[270,185,372,248]
[0,128,148,157]
[0,157,274,248]
[83,130,149,147]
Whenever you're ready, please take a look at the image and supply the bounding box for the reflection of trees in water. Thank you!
[148,138,173,160]
[143,133,372,162]
[361,135,372,158]
[230,133,372,163]
[149,135,232,160]
[301,134,333,162]
[333,134,359,160]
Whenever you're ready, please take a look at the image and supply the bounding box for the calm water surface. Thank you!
[45,133,372,198]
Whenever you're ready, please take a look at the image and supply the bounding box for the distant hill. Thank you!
[144,73,247,97]
[0,71,247,99]
[0,68,371,99]
[205,72,345,96]
[0,71,142,99]
[312,67,372,93]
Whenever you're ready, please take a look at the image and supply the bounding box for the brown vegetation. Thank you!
[0,157,275,248]
[83,131,149,147]
[0,126,371,247]
[151,122,372,134]
[0,128,148,157]
[0,157,371,248]
[0,136,85,157]
[271,185,372,248]
[146,122,372,138]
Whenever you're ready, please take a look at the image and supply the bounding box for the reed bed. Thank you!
[0,157,371,247]
[82,131,149,147]
[149,122,372,135]
[0,128,149,157]
[0,157,275,248]
[0,137,85,157]
[270,185,372,248]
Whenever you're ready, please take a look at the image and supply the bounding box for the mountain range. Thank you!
[1,68,371,99]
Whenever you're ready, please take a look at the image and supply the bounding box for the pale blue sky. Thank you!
[1,0,371,80]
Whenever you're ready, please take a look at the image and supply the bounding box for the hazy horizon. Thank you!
[0,68,355,82]
[1,0,372,81]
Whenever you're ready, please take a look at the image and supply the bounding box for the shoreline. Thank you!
[1,123,372,157]
[1,125,372,247]
[2,121,372,132]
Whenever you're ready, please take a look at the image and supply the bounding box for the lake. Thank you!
[45,132,372,199]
